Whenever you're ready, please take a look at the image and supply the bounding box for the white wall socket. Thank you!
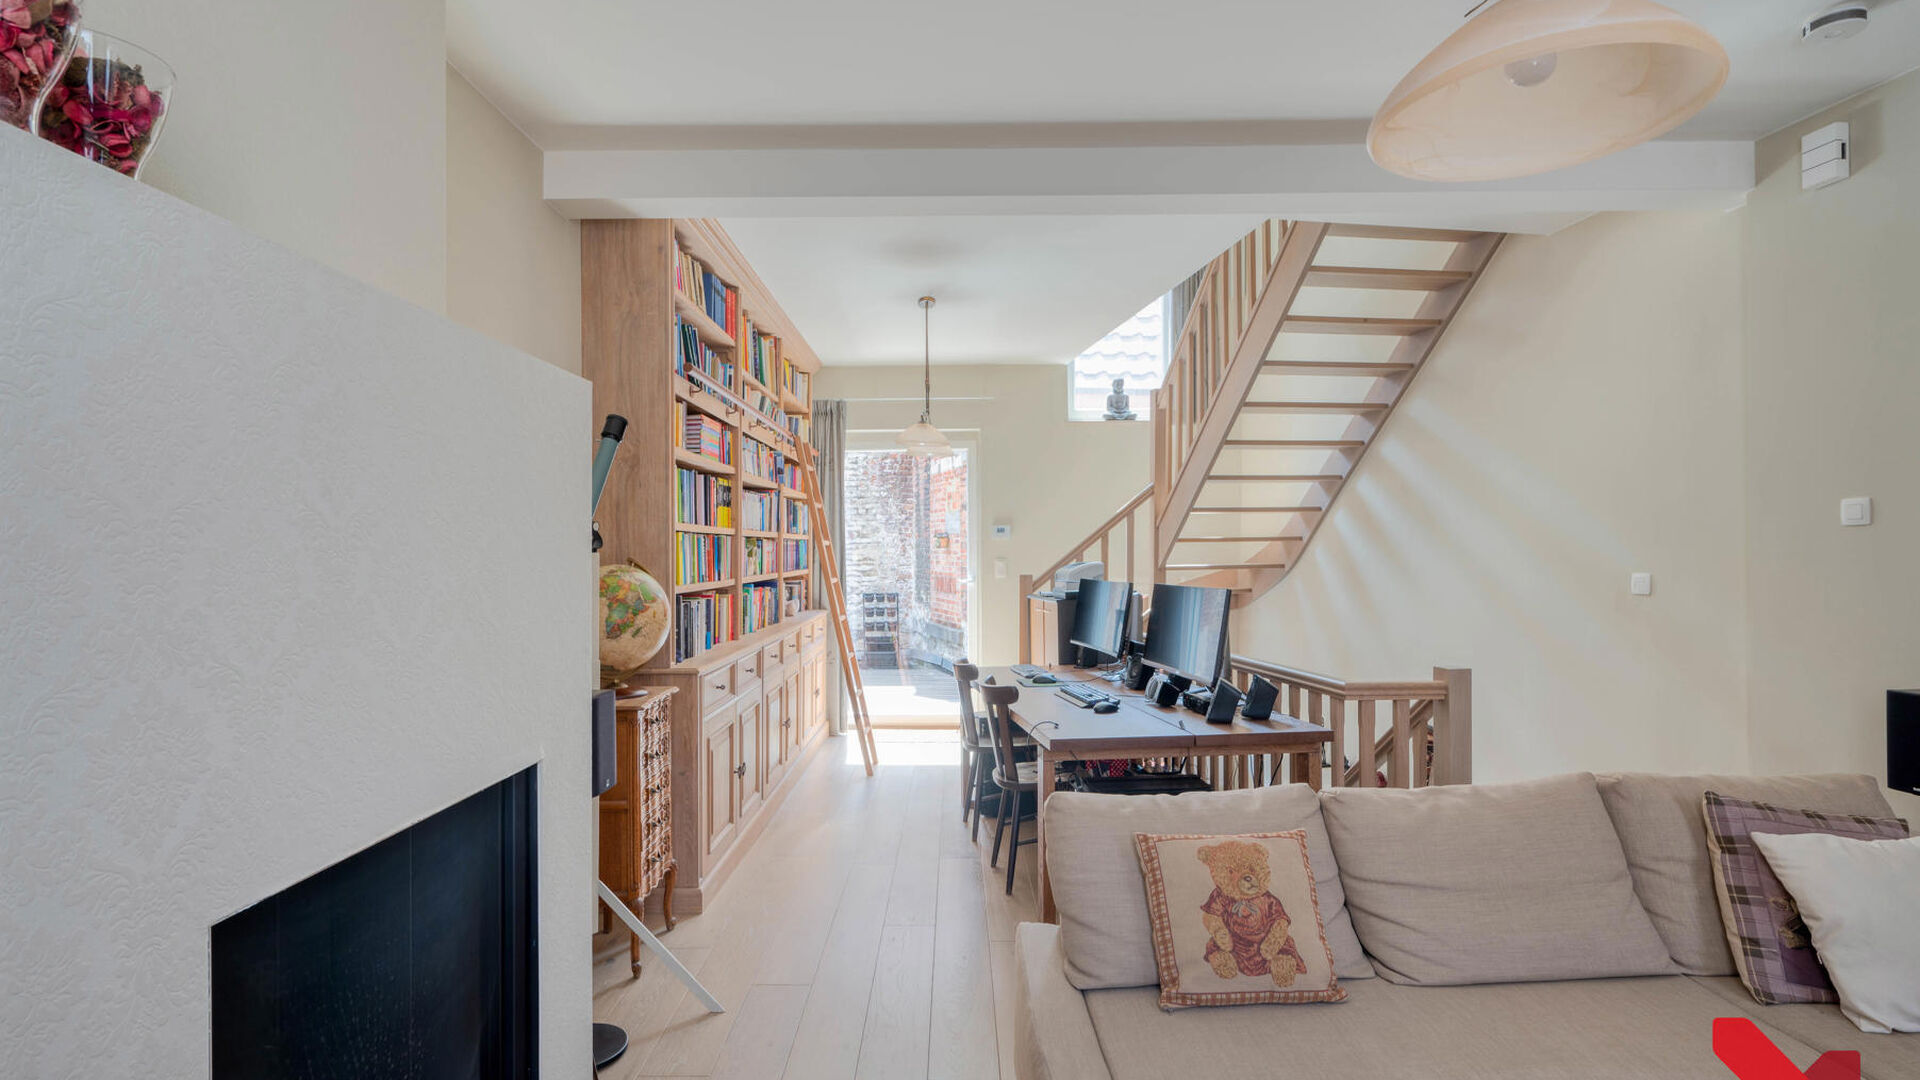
[1841,497,1873,526]
[1630,572,1653,596]
[993,557,1008,579]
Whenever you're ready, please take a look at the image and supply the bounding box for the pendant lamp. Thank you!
[897,296,953,458]
[1368,0,1729,182]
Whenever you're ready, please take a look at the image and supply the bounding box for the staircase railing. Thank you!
[1017,484,1154,664]
[1152,219,1290,522]
[1222,659,1472,788]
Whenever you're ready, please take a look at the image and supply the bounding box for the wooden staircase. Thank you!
[1151,220,1502,604]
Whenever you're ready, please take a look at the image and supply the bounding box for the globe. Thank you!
[599,562,671,674]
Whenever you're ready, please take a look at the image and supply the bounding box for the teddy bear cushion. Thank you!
[1134,831,1348,1009]
[1320,772,1677,986]
[1045,785,1373,990]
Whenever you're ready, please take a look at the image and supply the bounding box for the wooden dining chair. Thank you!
[979,681,1057,896]
[954,660,993,840]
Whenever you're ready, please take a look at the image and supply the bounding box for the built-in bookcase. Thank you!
[585,219,821,667]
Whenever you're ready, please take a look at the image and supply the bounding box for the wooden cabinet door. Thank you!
[784,668,803,761]
[809,653,827,738]
[702,703,739,858]
[763,678,788,793]
[737,695,766,822]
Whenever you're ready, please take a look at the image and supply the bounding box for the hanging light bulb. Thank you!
[897,296,953,459]
[1368,0,1729,182]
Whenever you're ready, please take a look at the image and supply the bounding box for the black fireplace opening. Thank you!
[212,767,538,1079]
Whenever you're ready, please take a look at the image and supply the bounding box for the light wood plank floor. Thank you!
[594,730,1041,1080]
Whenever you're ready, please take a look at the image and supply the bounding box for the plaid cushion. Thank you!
[1702,791,1909,1004]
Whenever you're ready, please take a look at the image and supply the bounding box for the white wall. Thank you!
[1233,211,1752,782]
[1744,70,1920,820]
[82,0,448,312]
[0,133,593,1076]
[447,66,583,373]
[817,364,1153,667]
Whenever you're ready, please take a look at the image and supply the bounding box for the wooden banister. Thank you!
[1018,484,1154,665]
[1222,657,1470,790]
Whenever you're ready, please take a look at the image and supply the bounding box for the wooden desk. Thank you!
[980,666,1333,922]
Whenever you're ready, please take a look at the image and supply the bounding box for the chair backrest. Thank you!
[954,660,982,749]
[979,682,1023,779]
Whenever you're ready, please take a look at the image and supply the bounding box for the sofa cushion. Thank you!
[1135,831,1346,1009]
[1691,976,1920,1080]
[1045,786,1372,990]
[1595,772,1897,975]
[1083,974,1826,1080]
[1702,791,1909,1004]
[1320,772,1674,985]
[1753,831,1920,1034]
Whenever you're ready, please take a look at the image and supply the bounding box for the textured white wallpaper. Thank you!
[0,129,594,1076]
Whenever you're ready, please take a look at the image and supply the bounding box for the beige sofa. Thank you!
[1015,772,1919,1080]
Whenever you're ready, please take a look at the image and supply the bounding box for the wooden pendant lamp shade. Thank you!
[1368,0,1729,182]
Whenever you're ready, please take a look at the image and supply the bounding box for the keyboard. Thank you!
[1059,683,1116,708]
[1011,664,1050,679]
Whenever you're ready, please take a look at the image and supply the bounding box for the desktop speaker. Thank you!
[1144,674,1183,708]
[591,689,618,796]
[1123,648,1152,691]
[1241,675,1278,721]
[1205,679,1243,725]
[1892,689,1920,797]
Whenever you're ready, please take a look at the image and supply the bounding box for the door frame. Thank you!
[843,429,984,709]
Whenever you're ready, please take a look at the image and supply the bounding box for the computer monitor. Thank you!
[1142,583,1232,685]
[1068,577,1133,661]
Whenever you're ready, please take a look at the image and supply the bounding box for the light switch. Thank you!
[1841,497,1873,526]
[1630,572,1653,597]
[993,557,1008,579]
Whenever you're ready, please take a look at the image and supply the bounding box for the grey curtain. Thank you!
[810,399,849,732]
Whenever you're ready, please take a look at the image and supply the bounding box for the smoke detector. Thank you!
[1803,4,1870,42]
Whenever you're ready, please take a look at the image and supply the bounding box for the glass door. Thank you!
[841,438,978,725]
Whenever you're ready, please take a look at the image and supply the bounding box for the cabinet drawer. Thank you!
[699,664,735,714]
[735,649,765,686]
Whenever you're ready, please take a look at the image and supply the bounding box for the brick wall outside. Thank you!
[844,449,970,668]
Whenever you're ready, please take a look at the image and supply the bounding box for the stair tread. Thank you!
[1261,360,1415,376]
[1166,562,1289,570]
[1242,400,1390,411]
[1223,438,1367,448]
[1174,535,1306,543]
[1206,474,1346,482]
[1325,224,1484,242]
[1191,505,1324,514]
[1281,315,1444,335]
[1304,266,1474,290]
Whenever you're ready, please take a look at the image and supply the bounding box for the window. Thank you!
[1068,296,1170,421]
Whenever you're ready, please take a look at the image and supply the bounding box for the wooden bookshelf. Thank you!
[583,218,823,669]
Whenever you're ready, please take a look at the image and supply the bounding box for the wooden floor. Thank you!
[593,730,1041,1079]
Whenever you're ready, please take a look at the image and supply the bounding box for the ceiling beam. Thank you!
[544,139,1753,234]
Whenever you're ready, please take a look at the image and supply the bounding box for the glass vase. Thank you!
[0,0,83,130]
[32,29,171,179]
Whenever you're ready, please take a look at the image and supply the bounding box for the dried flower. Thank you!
[37,45,166,177]
[0,0,77,129]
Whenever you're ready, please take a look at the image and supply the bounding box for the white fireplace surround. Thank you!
[0,130,594,1076]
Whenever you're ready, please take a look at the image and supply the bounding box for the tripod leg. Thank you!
[596,879,723,1013]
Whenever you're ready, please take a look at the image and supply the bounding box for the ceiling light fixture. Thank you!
[897,296,953,458]
[1368,0,1730,182]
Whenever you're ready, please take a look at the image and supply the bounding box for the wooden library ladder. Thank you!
[797,443,878,775]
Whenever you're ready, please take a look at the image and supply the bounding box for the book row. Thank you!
[680,407,732,464]
[675,239,738,331]
[741,489,778,532]
[676,315,734,388]
[742,581,781,635]
[675,469,733,529]
[675,533,730,587]
[743,537,776,578]
[674,591,738,663]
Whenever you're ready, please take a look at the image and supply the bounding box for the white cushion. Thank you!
[1752,832,1920,1034]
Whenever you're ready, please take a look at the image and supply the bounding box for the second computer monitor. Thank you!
[1068,577,1133,661]
[1142,583,1232,686]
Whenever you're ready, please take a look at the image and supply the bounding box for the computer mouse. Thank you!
[1030,673,1057,685]
[1092,701,1119,714]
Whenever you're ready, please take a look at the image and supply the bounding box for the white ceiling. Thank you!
[447,0,1920,367]
[721,215,1262,366]
[450,0,1920,142]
